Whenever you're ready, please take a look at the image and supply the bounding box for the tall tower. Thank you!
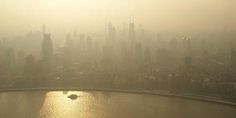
[64,33,74,66]
[230,49,236,71]
[42,33,53,63]
[128,22,136,41]
[183,37,193,70]
[4,48,15,73]
[108,22,116,41]
[135,42,143,64]
[24,54,36,80]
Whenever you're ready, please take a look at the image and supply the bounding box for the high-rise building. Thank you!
[183,37,192,51]
[230,49,236,71]
[86,36,93,51]
[108,22,116,42]
[42,33,53,63]
[24,54,36,80]
[128,22,136,42]
[183,37,193,70]
[65,33,74,53]
[185,55,192,70]
[135,42,143,64]
[0,40,3,65]
[144,47,151,65]
[170,38,178,50]
[156,34,163,48]
[64,33,75,66]
[4,48,15,73]
[79,34,85,47]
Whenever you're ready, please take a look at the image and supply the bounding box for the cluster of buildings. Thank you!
[0,23,236,97]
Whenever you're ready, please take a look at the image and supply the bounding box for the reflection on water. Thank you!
[0,91,235,118]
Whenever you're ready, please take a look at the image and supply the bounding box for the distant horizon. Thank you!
[0,0,236,36]
[0,23,234,38]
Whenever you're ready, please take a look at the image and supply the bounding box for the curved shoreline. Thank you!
[0,87,236,106]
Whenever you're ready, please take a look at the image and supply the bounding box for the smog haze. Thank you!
[0,0,236,35]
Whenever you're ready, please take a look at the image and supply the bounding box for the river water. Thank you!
[0,91,235,118]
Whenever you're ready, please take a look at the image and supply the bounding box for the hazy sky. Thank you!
[0,0,236,34]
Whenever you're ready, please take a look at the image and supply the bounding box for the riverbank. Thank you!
[0,87,236,106]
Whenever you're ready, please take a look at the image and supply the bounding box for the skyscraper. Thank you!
[144,47,151,65]
[128,22,136,42]
[4,48,15,73]
[64,33,75,66]
[65,33,74,54]
[230,49,236,71]
[135,42,143,64]
[108,22,116,42]
[170,38,178,50]
[42,33,53,64]
[183,37,193,70]
[0,40,3,66]
[185,55,192,70]
[24,54,36,80]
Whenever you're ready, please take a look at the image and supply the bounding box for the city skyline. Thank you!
[0,1,236,117]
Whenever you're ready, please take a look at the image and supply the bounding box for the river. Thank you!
[0,91,235,118]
